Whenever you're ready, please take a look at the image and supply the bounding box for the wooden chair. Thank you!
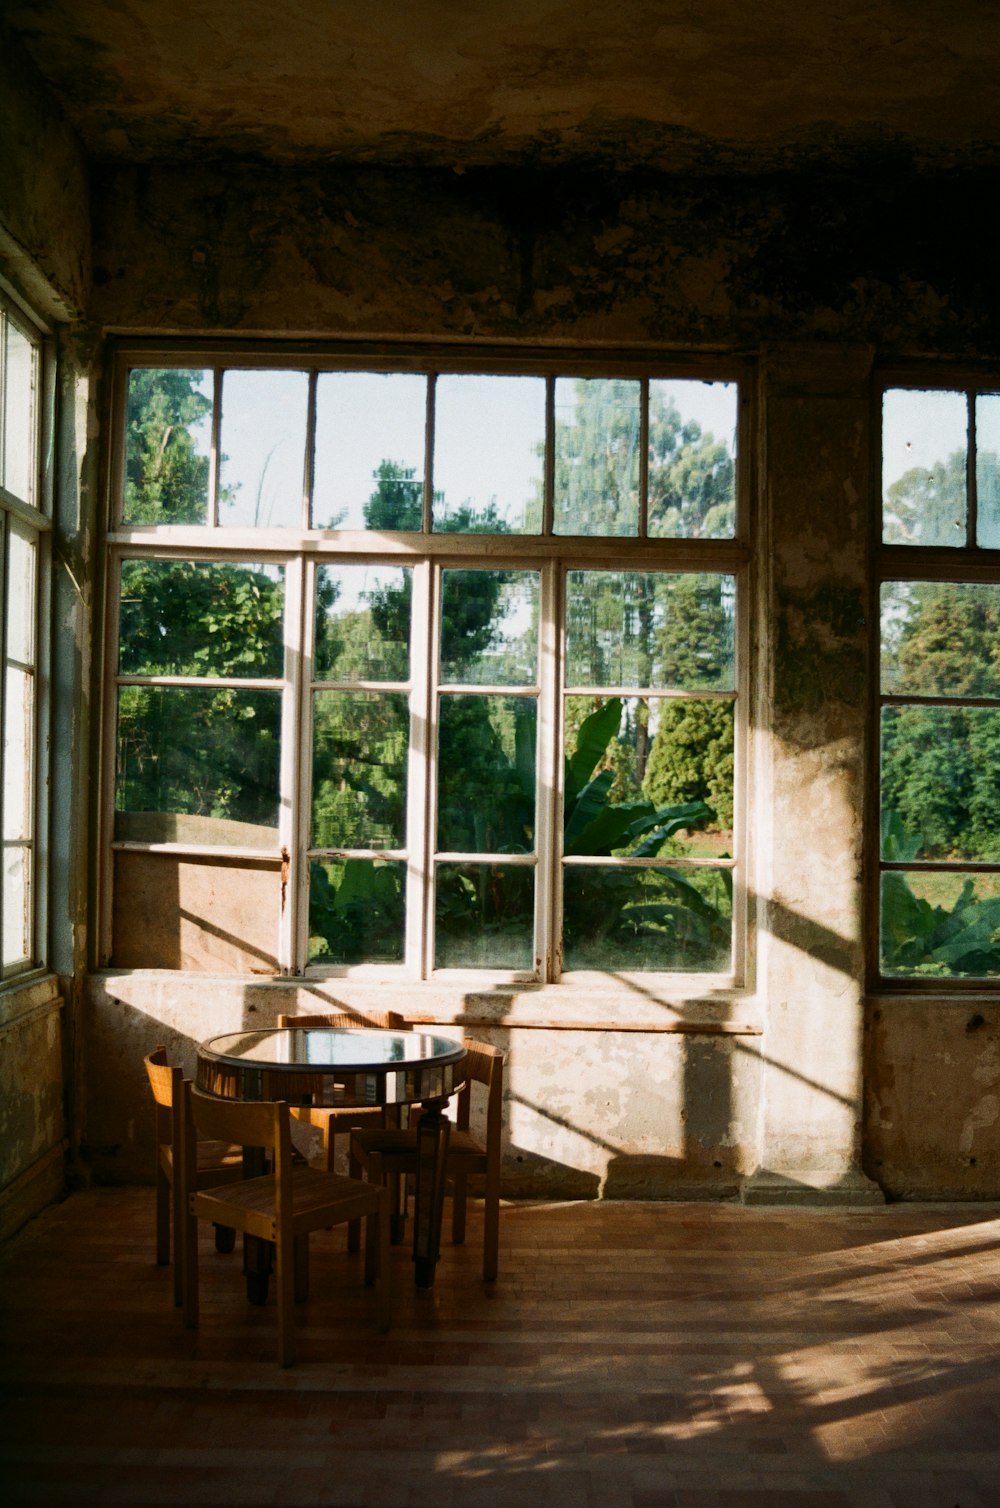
[182,1082,390,1366]
[278,1010,408,1249]
[350,1039,504,1281]
[143,1046,243,1305]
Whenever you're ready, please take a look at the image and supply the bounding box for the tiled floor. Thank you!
[1,1190,998,1507]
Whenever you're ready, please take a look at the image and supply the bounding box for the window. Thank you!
[0,294,46,980]
[878,382,1000,981]
[104,354,746,984]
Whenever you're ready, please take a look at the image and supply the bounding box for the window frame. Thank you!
[0,286,51,986]
[873,368,1000,991]
[101,341,752,991]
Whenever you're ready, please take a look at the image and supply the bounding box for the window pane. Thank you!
[3,319,36,504]
[119,560,285,677]
[314,372,426,530]
[975,393,1000,548]
[435,863,533,969]
[309,858,405,965]
[554,378,640,536]
[882,388,967,546]
[881,705,1000,863]
[314,565,411,682]
[880,870,1000,979]
[566,572,735,689]
[433,375,544,534]
[124,369,212,524]
[440,569,538,685]
[6,522,36,666]
[115,685,280,840]
[438,695,536,853]
[3,667,33,841]
[219,370,308,528]
[563,865,732,972]
[563,696,733,860]
[3,844,31,968]
[648,380,737,539]
[880,581,1000,698]
[312,691,408,848]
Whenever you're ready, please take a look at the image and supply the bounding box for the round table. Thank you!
[196,1026,468,1289]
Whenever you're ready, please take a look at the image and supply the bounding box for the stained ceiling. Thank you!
[5,0,1000,172]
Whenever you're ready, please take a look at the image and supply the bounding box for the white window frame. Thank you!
[102,344,751,990]
[0,287,50,984]
[875,370,1000,989]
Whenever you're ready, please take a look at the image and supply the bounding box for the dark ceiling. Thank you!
[5,0,1000,173]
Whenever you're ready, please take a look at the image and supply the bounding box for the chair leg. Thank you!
[182,1198,199,1330]
[294,1234,309,1302]
[276,1239,296,1367]
[367,1188,391,1332]
[451,1171,467,1246]
[156,1163,170,1268]
[483,1172,500,1283]
[347,1141,363,1253]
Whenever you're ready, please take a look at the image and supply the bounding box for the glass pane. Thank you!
[124,369,212,524]
[554,378,640,537]
[115,685,280,841]
[309,858,405,965]
[881,705,1000,863]
[3,667,33,841]
[3,319,36,503]
[882,388,967,546]
[880,581,1000,697]
[440,569,539,685]
[219,369,308,528]
[563,865,732,972]
[6,522,36,666]
[119,560,285,677]
[312,690,408,848]
[880,870,1000,979]
[435,863,534,969]
[563,696,733,859]
[314,565,411,682]
[566,571,735,690]
[438,695,536,853]
[3,844,31,968]
[433,375,545,534]
[314,372,426,530]
[648,379,737,539]
[975,393,1000,548]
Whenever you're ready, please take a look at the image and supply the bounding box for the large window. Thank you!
[878,382,1000,981]
[0,295,46,980]
[104,354,746,983]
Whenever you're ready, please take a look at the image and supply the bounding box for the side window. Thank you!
[0,297,44,979]
[878,385,1000,980]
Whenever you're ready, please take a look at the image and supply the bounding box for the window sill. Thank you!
[90,968,763,1035]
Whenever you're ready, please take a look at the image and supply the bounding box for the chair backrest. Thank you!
[455,1039,504,1142]
[144,1045,181,1149]
[277,1010,407,1031]
[189,1083,288,1161]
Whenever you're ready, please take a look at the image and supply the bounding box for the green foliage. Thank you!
[880,812,1000,978]
[124,369,211,524]
[643,701,734,830]
[308,859,404,965]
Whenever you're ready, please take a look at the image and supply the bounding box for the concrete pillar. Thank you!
[743,344,883,1204]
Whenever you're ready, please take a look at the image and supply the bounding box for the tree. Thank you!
[124,368,211,524]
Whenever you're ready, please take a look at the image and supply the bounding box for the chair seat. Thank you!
[351,1125,485,1165]
[194,1166,384,1236]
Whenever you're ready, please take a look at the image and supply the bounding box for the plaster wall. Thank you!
[0,21,90,319]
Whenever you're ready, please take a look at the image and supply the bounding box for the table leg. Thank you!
[242,1145,272,1305]
[411,1100,451,1288]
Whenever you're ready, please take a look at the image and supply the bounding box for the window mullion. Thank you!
[406,559,435,978]
[536,559,561,982]
[283,555,308,973]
